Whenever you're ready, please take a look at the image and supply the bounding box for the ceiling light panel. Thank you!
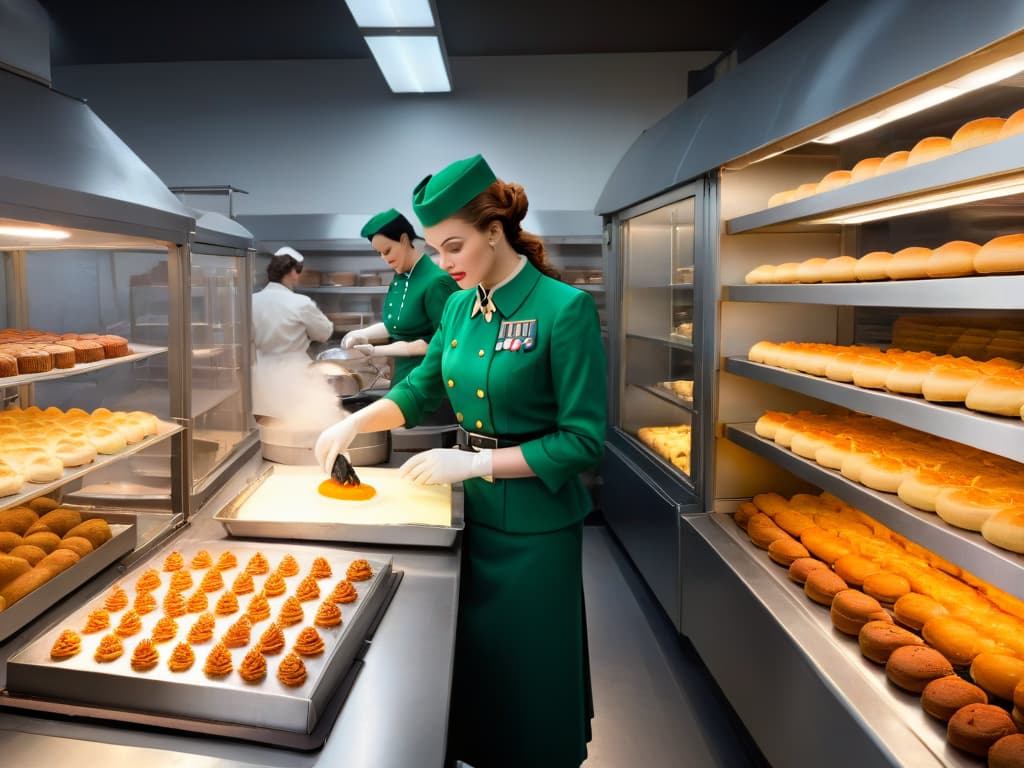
[345,0,435,28]
[365,36,450,93]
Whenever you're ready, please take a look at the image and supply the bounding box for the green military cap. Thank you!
[360,208,403,239]
[412,154,497,227]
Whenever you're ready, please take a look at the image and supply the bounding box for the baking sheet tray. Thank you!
[6,541,393,734]
[0,513,136,643]
[215,465,463,547]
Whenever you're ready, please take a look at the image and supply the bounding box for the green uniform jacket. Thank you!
[381,254,458,386]
[387,258,606,533]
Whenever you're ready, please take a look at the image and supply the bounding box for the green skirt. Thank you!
[449,520,593,768]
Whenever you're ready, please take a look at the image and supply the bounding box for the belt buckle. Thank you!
[457,427,497,451]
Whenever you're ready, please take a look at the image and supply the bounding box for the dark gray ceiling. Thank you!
[39,0,825,65]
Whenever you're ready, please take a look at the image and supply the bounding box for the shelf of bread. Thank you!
[726,421,1024,601]
[296,285,389,295]
[0,342,166,387]
[726,354,1024,463]
[626,332,693,350]
[726,125,1024,235]
[0,408,182,508]
[713,486,1024,765]
[638,381,695,413]
[636,424,692,475]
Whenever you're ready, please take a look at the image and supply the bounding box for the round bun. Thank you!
[830,590,891,636]
[923,616,996,666]
[922,364,986,403]
[927,240,980,278]
[745,265,778,284]
[951,117,1007,153]
[893,592,948,631]
[787,557,828,585]
[1000,108,1024,141]
[817,170,852,194]
[982,507,1024,554]
[768,537,810,567]
[855,251,894,281]
[975,234,1024,275]
[734,502,759,530]
[966,375,1024,418]
[747,519,792,550]
[804,568,848,606]
[907,136,953,166]
[833,554,882,586]
[921,675,988,721]
[800,527,852,564]
[850,156,884,182]
[876,150,910,176]
[858,620,923,664]
[886,246,933,280]
[820,255,859,283]
[768,190,797,207]
[971,653,1024,702]
[947,703,1017,757]
[935,487,1007,532]
[795,257,829,284]
[862,571,911,605]
[988,734,1024,768]
[792,183,819,201]
[886,645,955,693]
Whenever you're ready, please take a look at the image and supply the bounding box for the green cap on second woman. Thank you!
[360,208,402,239]
[412,154,497,227]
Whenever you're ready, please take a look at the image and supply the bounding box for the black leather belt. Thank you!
[455,426,550,451]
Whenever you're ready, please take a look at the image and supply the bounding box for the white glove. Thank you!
[399,448,493,486]
[341,330,370,350]
[314,415,363,474]
[352,344,377,357]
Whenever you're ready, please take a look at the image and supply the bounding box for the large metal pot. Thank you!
[311,347,385,398]
[257,414,390,467]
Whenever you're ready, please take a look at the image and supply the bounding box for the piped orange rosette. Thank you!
[168,642,195,672]
[223,616,252,648]
[232,571,255,595]
[50,629,81,660]
[216,551,237,571]
[203,642,233,678]
[133,591,157,615]
[239,648,267,683]
[293,626,325,656]
[346,559,373,582]
[277,554,300,578]
[314,601,342,628]
[329,580,357,604]
[188,612,216,644]
[278,596,304,627]
[152,616,178,643]
[277,653,307,687]
[263,571,286,597]
[83,609,110,633]
[104,585,128,612]
[200,568,224,593]
[191,550,213,569]
[295,575,320,602]
[163,590,187,618]
[187,589,209,613]
[170,569,193,592]
[215,591,239,616]
[258,622,285,655]
[310,557,332,579]
[134,568,161,593]
[318,477,376,501]
[246,591,271,623]
[94,633,124,662]
[163,551,184,572]
[245,551,270,575]
[131,639,159,672]
[115,609,142,638]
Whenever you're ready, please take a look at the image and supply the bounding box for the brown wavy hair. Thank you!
[267,253,302,283]
[454,180,559,279]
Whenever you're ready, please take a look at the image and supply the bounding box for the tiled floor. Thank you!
[581,526,770,768]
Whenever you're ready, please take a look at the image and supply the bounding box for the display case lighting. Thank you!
[814,51,1024,145]
[365,36,450,93]
[0,225,70,239]
[344,0,435,28]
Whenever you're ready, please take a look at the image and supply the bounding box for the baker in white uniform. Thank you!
[251,246,333,417]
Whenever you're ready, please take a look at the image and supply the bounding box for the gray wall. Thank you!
[52,52,715,217]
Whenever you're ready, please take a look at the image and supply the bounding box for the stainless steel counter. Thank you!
[0,457,461,768]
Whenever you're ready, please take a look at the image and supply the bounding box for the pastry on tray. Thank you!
[262,571,286,597]
[257,622,285,655]
[200,568,224,593]
[187,613,216,644]
[239,648,267,683]
[216,551,237,571]
[169,570,193,592]
[163,590,186,618]
[223,616,252,648]
[232,571,254,595]
[293,626,325,656]
[168,642,195,672]
[133,591,157,615]
[190,550,212,569]
[314,601,342,628]
[115,609,142,638]
[245,591,271,623]
[163,551,184,572]
[131,639,159,672]
[203,642,233,678]
[186,589,209,613]
[277,554,300,578]
[151,616,178,643]
[103,585,128,612]
[295,575,320,602]
[245,552,270,576]
[346,559,373,582]
[82,609,110,633]
[50,629,81,660]
[278,596,304,627]
[214,591,239,616]
[329,580,358,604]
[94,633,124,663]
[276,652,307,687]
[310,557,332,580]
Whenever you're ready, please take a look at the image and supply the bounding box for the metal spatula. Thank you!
[331,453,361,487]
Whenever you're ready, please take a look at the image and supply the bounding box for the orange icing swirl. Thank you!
[216,551,237,571]
[245,551,270,575]
[170,570,193,592]
[232,571,254,595]
[203,642,233,678]
[115,609,142,638]
[277,554,300,577]
[293,626,325,656]
[276,652,307,687]
[310,556,332,579]
[163,551,184,572]
[186,590,209,613]
[94,633,124,662]
[223,615,252,648]
[168,642,195,672]
[163,590,187,618]
[134,568,161,593]
[104,585,128,612]
[215,591,239,616]
[50,629,81,660]
[258,622,285,655]
[200,569,224,593]
[239,648,267,683]
[262,571,286,597]
[191,550,213,569]
[346,559,373,582]
[329,580,358,604]
[246,591,271,623]
[314,601,342,628]
[83,609,110,633]
[278,596,304,627]
[188,613,216,643]
[133,591,157,615]
[295,575,320,602]
[151,616,178,643]
[131,639,159,671]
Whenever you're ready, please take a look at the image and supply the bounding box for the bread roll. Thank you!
[0,507,38,535]
[859,457,912,493]
[936,487,1007,531]
[36,548,79,576]
[922,363,986,403]
[800,527,852,564]
[767,537,810,566]
[988,734,1024,768]
[965,375,1024,417]
[773,507,817,538]
[773,262,801,284]
[57,536,93,558]
[976,234,1024,275]
[947,703,1017,757]
[754,411,790,440]
[820,255,859,283]
[752,492,790,518]
[854,251,894,281]
[22,531,61,554]
[804,568,848,605]
[795,257,829,283]
[858,620,923,664]
[26,497,60,514]
[971,653,1024,702]
[792,183,819,200]
[748,520,792,550]
[982,507,1024,554]
[7,544,45,566]
[893,592,949,631]
[951,117,1007,153]
[767,190,797,207]
[923,615,997,666]
[0,532,22,553]
[745,265,777,284]
[927,240,980,278]
[734,502,759,530]
[850,156,884,182]
[886,645,954,692]
[63,518,111,549]
[833,554,882,586]
[863,571,911,605]
[907,136,953,166]
[0,554,31,589]
[886,246,933,280]
[817,170,852,194]
[788,557,828,585]
[921,675,988,721]
[876,150,910,176]
[25,508,81,537]
[830,589,891,635]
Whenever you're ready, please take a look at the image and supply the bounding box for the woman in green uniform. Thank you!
[340,208,458,386]
[315,154,606,767]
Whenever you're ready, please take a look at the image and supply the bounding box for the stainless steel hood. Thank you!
[192,209,254,251]
[0,69,194,243]
[596,0,1024,215]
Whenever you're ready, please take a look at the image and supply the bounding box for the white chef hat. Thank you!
[274,246,304,263]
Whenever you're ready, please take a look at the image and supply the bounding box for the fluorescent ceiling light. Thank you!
[815,51,1024,144]
[810,176,1024,225]
[365,36,450,93]
[0,225,70,239]
[345,0,434,28]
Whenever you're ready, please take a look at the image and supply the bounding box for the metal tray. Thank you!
[6,541,393,735]
[214,465,464,548]
[0,512,137,643]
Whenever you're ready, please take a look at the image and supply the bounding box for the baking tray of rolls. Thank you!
[5,541,394,739]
